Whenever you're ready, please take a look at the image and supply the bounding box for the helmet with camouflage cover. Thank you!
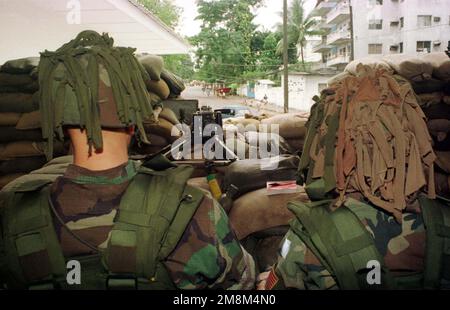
[38,30,153,159]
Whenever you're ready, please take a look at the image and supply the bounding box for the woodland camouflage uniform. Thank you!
[0,31,255,290]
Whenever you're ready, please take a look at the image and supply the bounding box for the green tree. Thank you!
[138,0,182,28]
[276,0,322,65]
[138,0,194,80]
[192,0,263,84]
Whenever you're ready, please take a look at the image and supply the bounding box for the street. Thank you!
[181,86,286,116]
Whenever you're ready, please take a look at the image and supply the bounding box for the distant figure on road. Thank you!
[206,88,211,97]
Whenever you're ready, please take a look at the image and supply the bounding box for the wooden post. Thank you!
[283,0,289,113]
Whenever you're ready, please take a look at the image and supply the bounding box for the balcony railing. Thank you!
[327,2,350,25]
[310,1,337,17]
[327,29,351,45]
[326,54,350,67]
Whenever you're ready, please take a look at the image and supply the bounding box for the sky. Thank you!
[173,0,316,37]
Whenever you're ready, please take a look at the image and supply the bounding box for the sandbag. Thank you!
[139,55,164,81]
[0,93,36,113]
[411,79,445,94]
[223,155,300,198]
[383,54,433,82]
[0,81,39,93]
[435,151,450,174]
[435,172,450,199]
[345,56,392,75]
[0,73,34,87]
[145,79,170,100]
[418,92,443,107]
[161,69,185,96]
[0,112,21,126]
[0,141,64,160]
[0,57,39,74]
[0,127,42,143]
[224,117,261,130]
[261,113,308,139]
[244,131,293,156]
[0,156,47,174]
[159,107,180,125]
[229,188,308,240]
[144,118,181,142]
[242,234,285,271]
[285,138,304,153]
[328,71,352,85]
[423,103,450,120]
[15,110,41,130]
[0,173,26,189]
[146,133,169,147]
[421,52,450,81]
[148,92,162,108]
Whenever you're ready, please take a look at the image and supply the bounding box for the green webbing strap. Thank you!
[38,30,153,160]
[104,165,203,289]
[4,187,66,289]
[305,109,340,201]
[298,100,323,184]
[288,200,395,290]
[420,195,450,289]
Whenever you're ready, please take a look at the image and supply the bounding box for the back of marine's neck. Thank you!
[72,150,129,172]
[68,128,131,172]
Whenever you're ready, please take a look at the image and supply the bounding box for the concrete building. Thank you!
[352,0,450,58]
[310,0,352,72]
[309,0,450,73]
[0,0,191,64]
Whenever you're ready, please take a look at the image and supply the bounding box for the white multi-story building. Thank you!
[353,0,450,58]
[310,0,352,72]
[309,0,450,73]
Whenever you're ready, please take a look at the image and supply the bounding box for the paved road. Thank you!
[182,86,257,113]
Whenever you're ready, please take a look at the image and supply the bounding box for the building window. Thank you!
[400,17,404,28]
[417,15,432,27]
[399,42,404,53]
[369,44,383,54]
[417,41,431,53]
[369,19,383,29]
[369,0,383,5]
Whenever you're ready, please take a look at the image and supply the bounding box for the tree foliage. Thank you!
[276,0,322,65]
[137,0,194,79]
[192,0,265,83]
[138,0,182,28]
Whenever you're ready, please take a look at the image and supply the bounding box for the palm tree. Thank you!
[277,0,323,66]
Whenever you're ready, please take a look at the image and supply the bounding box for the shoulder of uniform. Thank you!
[0,156,72,194]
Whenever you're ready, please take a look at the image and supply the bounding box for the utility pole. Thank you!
[349,0,355,61]
[283,0,289,113]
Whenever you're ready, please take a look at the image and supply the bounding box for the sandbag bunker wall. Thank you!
[339,52,450,199]
[0,57,63,190]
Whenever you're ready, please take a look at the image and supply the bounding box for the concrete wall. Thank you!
[249,74,331,112]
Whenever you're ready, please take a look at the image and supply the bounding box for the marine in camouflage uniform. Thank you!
[0,31,255,290]
[50,162,255,290]
[263,199,428,290]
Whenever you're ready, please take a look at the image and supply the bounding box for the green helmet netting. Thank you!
[38,30,153,159]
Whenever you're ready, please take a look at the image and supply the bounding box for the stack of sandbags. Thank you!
[222,155,300,199]
[134,107,182,155]
[260,113,309,153]
[0,57,66,189]
[138,54,186,100]
[408,52,450,198]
